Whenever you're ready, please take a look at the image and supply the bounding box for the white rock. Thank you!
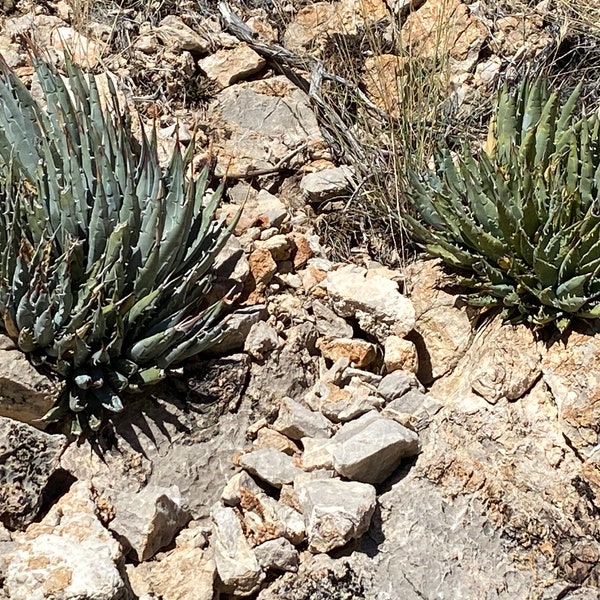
[296,478,376,553]
[273,397,334,440]
[108,485,190,562]
[239,448,304,488]
[211,503,264,596]
[326,265,415,342]
[255,537,299,572]
[6,482,125,600]
[300,166,354,202]
[328,411,420,483]
[222,472,264,506]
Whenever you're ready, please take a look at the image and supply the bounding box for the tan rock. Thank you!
[289,232,313,270]
[283,2,341,52]
[155,15,210,53]
[255,234,292,262]
[51,27,105,66]
[384,335,418,373]
[253,428,300,456]
[363,54,410,116]
[431,315,541,408]
[248,248,277,285]
[246,16,278,43]
[0,335,64,427]
[127,545,215,600]
[543,328,600,457]
[401,0,486,71]
[316,337,377,368]
[199,44,266,89]
[406,259,473,383]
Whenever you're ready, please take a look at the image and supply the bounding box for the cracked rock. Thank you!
[239,448,304,488]
[297,478,376,553]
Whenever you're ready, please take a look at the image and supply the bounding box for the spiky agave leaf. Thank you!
[0,56,237,434]
[407,78,600,331]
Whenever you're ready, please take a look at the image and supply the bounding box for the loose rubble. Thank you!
[0,0,597,598]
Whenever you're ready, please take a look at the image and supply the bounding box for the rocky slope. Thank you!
[1,0,600,599]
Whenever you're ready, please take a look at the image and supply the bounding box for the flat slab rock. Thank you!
[239,448,304,488]
[326,411,420,484]
[273,397,333,440]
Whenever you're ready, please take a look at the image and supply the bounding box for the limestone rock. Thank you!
[239,448,304,488]
[211,503,264,595]
[108,485,191,562]
[312,299,354,338]
[238,489,305,546]
[249,248,278,285]
[328,411,420,483]
[0,418,67,529]
[6,482,125,600]
[326,265,415,342]
[223,185,289,234]
[362,54,409,116]
[51,27,104,66]
[283,3,341,52]
[402,0,486,72]
[155,15,210,53]
[244,321,280,361]
[209,76,324,176]
[297,478,376,553]
[255,537,299,572]
[377,370,421,403]
[542,326,600,457]
[199,44,266,88]
[300,166,353,203]
[384,335,418,373]
[0,335,64,426]
[299,437,334,471]
[127,545,215,600]
[245,324,319,406]
[256,233,292,262]
[431,315,541,409]
[273,397,334,440]
[381,390,443,431]
[253,427,300,455]
[406,259,473,383]
[222,472,264,507]
[316,337,377,368]
[213,307,267,354]
[317,380,383,423]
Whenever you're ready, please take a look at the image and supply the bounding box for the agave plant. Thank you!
[0,57,235,434]
[406,78,600,332]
